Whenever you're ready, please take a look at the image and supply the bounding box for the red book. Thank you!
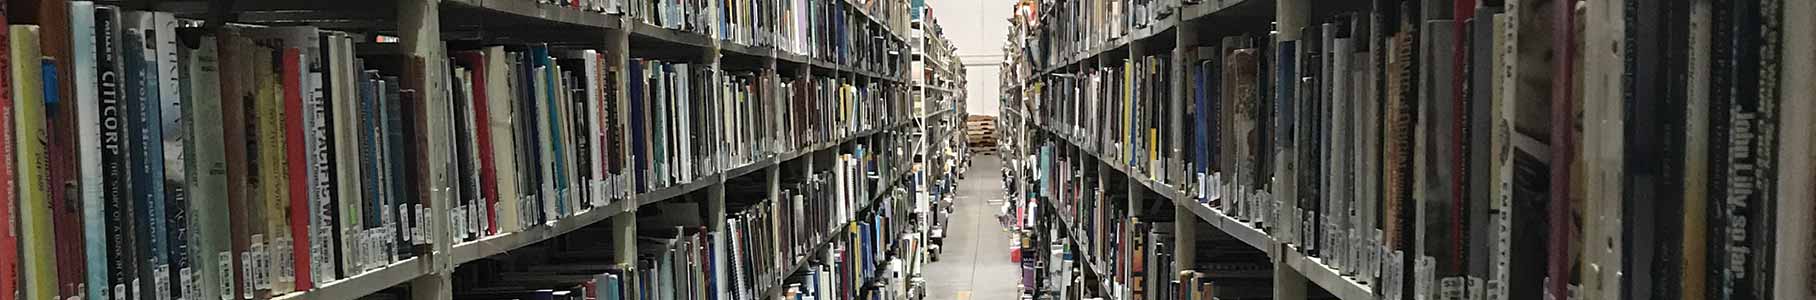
[0,4,17,300]
[14,0,84,295]
[280,48,312,290]
[1547,0,1578,297]
[455,51,500,236]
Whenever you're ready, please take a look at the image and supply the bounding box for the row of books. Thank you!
[458,0,910,77]
[633,226,715,300]
[1017,0,1816,299]
[1023,0,1179,69]
[772,191,906,300]
[0,5,912,300]
[0,4,467,300]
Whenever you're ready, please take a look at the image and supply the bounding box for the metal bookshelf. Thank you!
[187,0,929,298]
[997,0,1395,299]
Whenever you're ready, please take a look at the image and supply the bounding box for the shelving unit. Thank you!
[900,4,968,299]
[1001,0,1816,300]
[19,0,936,299]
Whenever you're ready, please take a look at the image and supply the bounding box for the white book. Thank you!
[581,51,605,207]
[534,63,556,221]
[676,65,692,182]
[325,32,364,279]
[482,47,521,234]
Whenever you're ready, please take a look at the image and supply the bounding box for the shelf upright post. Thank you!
[399,0,453,297]
[604,16,639,300]
[1274,0,1311,298]
[1170,16,1200,300]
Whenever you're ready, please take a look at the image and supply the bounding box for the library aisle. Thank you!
[924,155,1022,300]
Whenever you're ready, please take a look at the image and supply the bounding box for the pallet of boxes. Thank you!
[966,115,997,155]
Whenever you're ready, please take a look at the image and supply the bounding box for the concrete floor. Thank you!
[924,155,1024,300]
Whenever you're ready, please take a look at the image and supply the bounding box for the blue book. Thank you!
[359,70,384,232]
[1193,53,1210,185]
[1274,41,1295,184]
[381,76,409,255]
[627,59,646,192]
[125,28,172,300]
[509,52,539,223]
[531,45,568,216]
[1205,51,1221,182]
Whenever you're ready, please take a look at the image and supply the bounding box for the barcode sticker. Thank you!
[115,284,126,300]
[249,238,269,291]
[273,237,294,283]
[219,252,234,300]
[239,251,254,298]
[182,267,197,300]
[154,265,171,300]
[415,204,428,245]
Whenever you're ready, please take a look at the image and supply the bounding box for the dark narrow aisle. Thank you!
[924,155,1023,300]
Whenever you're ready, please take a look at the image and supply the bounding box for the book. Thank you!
[13,24,56,300]
[123,22,176,300]
[69,3,112,299]
[1774,1,1815,298]
[177,28,232,300]
[0,10,16,300]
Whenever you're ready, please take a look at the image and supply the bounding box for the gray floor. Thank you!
[924,155,1023,300]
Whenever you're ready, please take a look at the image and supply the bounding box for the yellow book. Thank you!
[255,46,296,294]
[11,24,56,300]
[1122,60,1133,161]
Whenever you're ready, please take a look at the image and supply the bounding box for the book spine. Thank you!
[96,8,140,300]
[1776,1,1816,299]
[125,25,174,300]
[305,31,335,284]
[482,47,518,234]
[458,52,498,236]
[70,3,111,299]
[328,34,360,278]
[357,69,380,272]
[16,25,56,300]
[218,35,258,300]
[22,0,85,296]
[255,43,290,295]
[181,31,231,300]
[279,48,313,291]
[0,10,16,300]
[535,46,568,216]
[144,13,187,300]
